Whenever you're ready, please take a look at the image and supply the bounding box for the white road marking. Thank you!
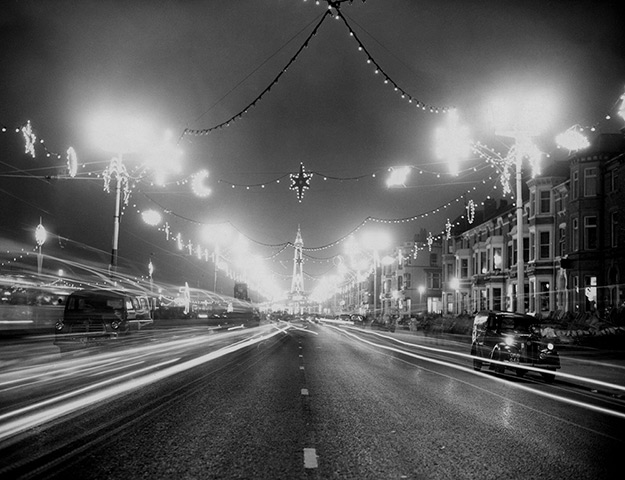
[301,388,309,395]
[303,448,318,468]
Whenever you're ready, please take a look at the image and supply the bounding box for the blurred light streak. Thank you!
[349,326,625,395]
[330,326,625,420]
[0,325,284,442]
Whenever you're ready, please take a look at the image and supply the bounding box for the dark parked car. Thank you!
[470,311,560,383]
[54,289,153,352]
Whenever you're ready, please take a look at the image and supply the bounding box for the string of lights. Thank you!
[335,9,452,114]
[181,11,333,137]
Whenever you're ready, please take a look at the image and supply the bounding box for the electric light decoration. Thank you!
[21,120,37,158]
[35,222,47,247]
[513,136,543,177]
[102,157,131,205]
[141,209,162,226]
[191,169,211,197]
[385,166,411,188]
[290,162,312,202]
[556,126,590,152]
[66,147,78,177]
[466,199,476,224]
[434,108,470,175]
[445,219,452,240]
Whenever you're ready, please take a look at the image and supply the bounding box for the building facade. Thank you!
[441,132,625,317]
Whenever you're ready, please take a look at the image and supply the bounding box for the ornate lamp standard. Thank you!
[35,219,47,275]
[488,94,555,312]
[90,113,182,274]
[361,231,391,320]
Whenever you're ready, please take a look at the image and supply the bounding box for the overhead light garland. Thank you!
[182,11,332,137]
[335,9,452,114]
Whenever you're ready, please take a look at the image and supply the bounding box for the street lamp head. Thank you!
[361,230,391,252]
[89,111,153,154]
[488,90,557,137]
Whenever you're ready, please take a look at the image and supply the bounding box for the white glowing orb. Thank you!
[141,209,162,226]
[434,109,470,175]
[35,223,47,246]
[556,127,590,152]
[386,166,411,187]
[191,169,212,197]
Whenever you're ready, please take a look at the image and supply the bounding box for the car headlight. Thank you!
[505,336,515,346]
[547,342,554,351]
[55,321,64,331]
[111,320,120,330]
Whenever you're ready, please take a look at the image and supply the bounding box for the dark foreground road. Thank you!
[1,321,624,479]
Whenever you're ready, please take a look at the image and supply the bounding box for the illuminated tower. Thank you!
[290,226,305,294]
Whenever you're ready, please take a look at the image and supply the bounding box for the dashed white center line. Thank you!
[301,388,309,395]
[303,448,318,469]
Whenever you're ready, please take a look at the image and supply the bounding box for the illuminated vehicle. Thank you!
[54,289,153,351]
[470,311,561,383]
[0,274,73,335]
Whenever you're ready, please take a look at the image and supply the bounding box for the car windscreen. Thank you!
[67,294,124,312]
[500,316,532,332]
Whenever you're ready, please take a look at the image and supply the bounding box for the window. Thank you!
[428,272,441,289]
[523,237,529,263]
[539,190,551,214]
[584,216,597,250]
[558,227,566,257]
[460,258,468,278]
[529,232,535,261]
[398,276,403,291]
[530,192,535,217]
[572,218,579,251]
[555,194,562,214]
[606,170,613,193]
[539,231,550,259]
[584,167,597,197]
[404,273,411,288]
[430,253,438,266]
[539,281,550,312]
[611,211,618,248]
[493,247,502,270]
[572,171,579,200]
[480,251,487,273]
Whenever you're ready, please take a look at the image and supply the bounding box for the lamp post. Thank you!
[90,112,182,274]
[35,219,47,275]
[361,231,391,320]
[489,94,554,313]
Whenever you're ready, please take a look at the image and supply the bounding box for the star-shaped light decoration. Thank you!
[290,162,312,202]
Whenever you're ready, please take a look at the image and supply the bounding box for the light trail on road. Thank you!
[344,325,625,395]
[327,324,625,421]
[0,324,293,444]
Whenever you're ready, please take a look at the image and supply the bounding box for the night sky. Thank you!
[1,0,624,296]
